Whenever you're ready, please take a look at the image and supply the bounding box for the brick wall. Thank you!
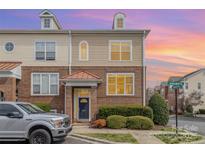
[17,66,69,113]
[72,66,143,107]
[0,77,16,101]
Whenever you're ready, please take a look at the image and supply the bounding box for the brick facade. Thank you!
[0,77,17,101]
[72,66,143,107]
[17,66,69,113]
[2,65,143,122]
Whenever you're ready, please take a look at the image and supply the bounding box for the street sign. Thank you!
[168,82,183,89]
[167,81,183,136]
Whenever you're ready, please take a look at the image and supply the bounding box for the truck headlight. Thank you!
[50,119,64,128]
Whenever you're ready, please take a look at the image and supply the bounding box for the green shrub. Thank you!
[106,115,127,129]
[99,105,153,119]
[186,104,193,113]
[149,93,169,126]
[184,112,194,117]
[35,103,51,112]
[126,116,154,130]
[199,109,205,114]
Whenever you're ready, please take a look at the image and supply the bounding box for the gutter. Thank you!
[142,30,146,106]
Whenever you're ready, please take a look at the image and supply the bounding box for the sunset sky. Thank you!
[0,9,204,87]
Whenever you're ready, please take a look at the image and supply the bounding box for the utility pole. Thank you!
[175,88,178,135]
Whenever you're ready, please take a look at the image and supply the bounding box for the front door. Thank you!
[0,91,4,101]
[78,97,89,120]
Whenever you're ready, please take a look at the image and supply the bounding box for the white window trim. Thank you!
[114,14,126,30]
[109,40,132,61]
[79,40,89,61]
[34,41,57,61]
[41,18,54,30]
[106,73,135,96]
[31,73,59,96]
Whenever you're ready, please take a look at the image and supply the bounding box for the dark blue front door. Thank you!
[79,97,89,119]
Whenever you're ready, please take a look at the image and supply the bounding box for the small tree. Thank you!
[148,93,169,126]
[179,90,204,113]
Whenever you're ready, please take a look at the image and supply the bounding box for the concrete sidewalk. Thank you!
[71,126,164,144]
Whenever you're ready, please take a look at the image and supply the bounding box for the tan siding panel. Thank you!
[72,33,142,66]
[0,34,69,66]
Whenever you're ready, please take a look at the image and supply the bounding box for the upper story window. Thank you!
[32,73,59,95]
[44,18,51,29]
[113,13,126,30]
[107,73,134,96]
[198,82,201,90]
[4,42,14,53]
[35,42,56,61]
[117,18,124,29]
[79,41,89,61]
[109,40,132,61]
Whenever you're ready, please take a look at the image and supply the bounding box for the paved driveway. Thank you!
[0,136,92,144]
[169,116,205,135]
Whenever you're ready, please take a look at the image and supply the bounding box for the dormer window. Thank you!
[44,18,51,29]
[113,12,126,30]
[39,10,62,30]
[117,18,123,29]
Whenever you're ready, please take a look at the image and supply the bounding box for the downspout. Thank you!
[64,84,66,114]
[68,30,72,75]
[142,31,146,106]
[64,30,72,114]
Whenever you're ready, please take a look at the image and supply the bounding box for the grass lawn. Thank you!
[155,133,202,144]
[80,133,138,144]
[160,127,185,133]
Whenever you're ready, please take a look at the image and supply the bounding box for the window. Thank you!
[198,82,201,90]
[32,73,59,95]
[110,40,132,61]
[4,42,14,52]
[44,18,51,28]
[79,41,89,61]
[113,13,126,30]
[185,82,188,90]
[107,73,134,96]
[117,18,123,29]
[0,104,20,116]
[35,42,56,60]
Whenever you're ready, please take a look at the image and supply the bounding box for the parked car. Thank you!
[0,102,72,144]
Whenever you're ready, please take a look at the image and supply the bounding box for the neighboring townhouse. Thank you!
[181,69,205,111]
[0,10,150,123]
[159,76,183,113]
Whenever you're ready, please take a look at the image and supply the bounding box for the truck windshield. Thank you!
[17,104,45,114]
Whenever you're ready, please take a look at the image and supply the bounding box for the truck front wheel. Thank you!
[29,129,52,144]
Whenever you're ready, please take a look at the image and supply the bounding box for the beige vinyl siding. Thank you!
[183,71,205,110]
[72,33,143,66]
[0,33,69,66]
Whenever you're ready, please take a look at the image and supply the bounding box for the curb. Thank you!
[70,134,114,144]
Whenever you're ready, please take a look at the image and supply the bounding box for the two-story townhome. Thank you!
[181,69,205,111]
[0,10,150,123]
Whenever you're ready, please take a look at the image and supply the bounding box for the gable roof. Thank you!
[0,61,22,71]
[168,76,182,82]
[39,9,62,30]
[61,71,101,81]
[181,68,204,80]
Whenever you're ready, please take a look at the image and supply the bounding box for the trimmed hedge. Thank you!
[199,109,205,114]
[149,93,169,126]
[106,115,127,129]
[126,116,154,130]
[35,103,51,112]
[99,105,153,120]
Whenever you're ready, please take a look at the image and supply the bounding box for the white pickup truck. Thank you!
[0,102,72,144]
